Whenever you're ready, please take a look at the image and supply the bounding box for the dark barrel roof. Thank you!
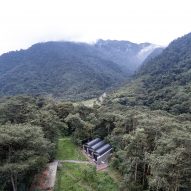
[85,138,101,147]
[94,144,112,156]
[89,140,106,151]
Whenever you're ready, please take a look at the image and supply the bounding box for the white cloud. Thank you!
[0,0,191,54]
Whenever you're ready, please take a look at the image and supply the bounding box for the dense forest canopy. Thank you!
[0,94,190,190]
[0,32,191,191]
[108,33,191,116]
[99,32,191,190]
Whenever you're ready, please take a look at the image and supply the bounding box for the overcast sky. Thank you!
[0,0,191,54]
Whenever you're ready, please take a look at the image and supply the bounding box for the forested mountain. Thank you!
[0,42,126,100]
[142,47,164,64]
[107,32,191,115]
[98,32,191,190]
[0,40,159,100]
[138,33,191,114]
[0,33,191,191]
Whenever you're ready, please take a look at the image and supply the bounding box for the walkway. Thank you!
[30,161,58,191]
[59,160,94,164]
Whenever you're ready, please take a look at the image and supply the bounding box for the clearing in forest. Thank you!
[56,137,87,161]
[55,137,119,191]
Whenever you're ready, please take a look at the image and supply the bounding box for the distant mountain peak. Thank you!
[95,39,136,49]
[94,39,161,71]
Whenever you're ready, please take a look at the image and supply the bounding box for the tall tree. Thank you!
[0,124,53,191]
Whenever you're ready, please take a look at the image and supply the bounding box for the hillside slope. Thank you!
[0,42,127,100]
[95,39,160,72]
[98,32,191,191]
[106,32,191,115]
[0,40,159,100]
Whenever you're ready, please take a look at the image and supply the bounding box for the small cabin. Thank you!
[88,140,105,156]
[83,138,101,154]
[83,138,112,165]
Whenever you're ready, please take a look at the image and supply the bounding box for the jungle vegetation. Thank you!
[0,33,191,191]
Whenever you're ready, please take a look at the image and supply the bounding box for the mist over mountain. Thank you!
[142,47,164,64]
[107,32,191,115]
[98,32,191,191]
[1,0,191,190]
[95,39,160,72]
[0,40,159,99]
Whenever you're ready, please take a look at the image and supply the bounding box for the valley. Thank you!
[0,32,191,191]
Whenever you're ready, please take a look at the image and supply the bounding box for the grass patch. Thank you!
[108,166,123,186]
[55,163,119,191]
[74,98,100,108]
[80,98,97,107]
[55,137,119,190]
[56,137,87,160]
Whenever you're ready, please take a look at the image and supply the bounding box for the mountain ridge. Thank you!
[0,39,160,99]
[106,32,191,115]
[94,39,161,72]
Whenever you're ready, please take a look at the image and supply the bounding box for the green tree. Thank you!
[65,114,94,144]
[0,96,37,124]
[0,124,53,191]
[148,128,191,191]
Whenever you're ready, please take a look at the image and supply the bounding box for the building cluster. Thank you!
[83,138,112,165]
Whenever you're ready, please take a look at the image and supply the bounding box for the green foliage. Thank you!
[99,105,191,190]
[93,112,117,138]
[81,166,119,191]
[100,33,191,190]
[55,137,118,191]
[50,102,74,119]
[0,96,37,124]
[55,163,118,191]
[31,109,60,144]
[106,33,191,116]
[0,41,129,100]
[81,166,97,182]
[56,138,87,160]
[1,33,191,190]
[0,92,190,190]
[0,124,53,191]
[148,128,191,190]
[139,33,191,115]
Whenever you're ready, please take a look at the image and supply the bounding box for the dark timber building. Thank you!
[83,138,112,165]
[83,138,101,154]
[88,140,105,156]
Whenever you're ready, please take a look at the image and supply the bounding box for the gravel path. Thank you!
[59,160,95,164]
[30,161,58,191]
[48,161,59,188]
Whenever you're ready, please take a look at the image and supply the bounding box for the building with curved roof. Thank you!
[83,138,112,165]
